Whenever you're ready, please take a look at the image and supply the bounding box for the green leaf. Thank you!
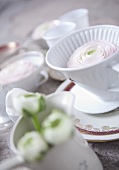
[24,94,36,98]
[22,108,33,117]
[38,96,46,112]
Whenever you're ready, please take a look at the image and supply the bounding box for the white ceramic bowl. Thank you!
[0,51,48,92]
[46,25,119,102]
[31,20,60,49]
[43,22,76,48]
[59,8,89,30]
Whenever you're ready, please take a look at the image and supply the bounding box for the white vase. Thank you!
[1,91,103,170]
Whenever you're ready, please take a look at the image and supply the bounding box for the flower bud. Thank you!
[42,109,74,145]
[17,131,48,162]
[12,92,46,117]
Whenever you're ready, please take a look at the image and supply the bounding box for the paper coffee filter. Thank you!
[46,25,119,69]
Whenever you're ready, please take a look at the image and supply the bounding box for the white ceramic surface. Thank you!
[43,22,76,48]
[59,8,89,30]
[49,68,66,81]
[6,88,31,123]
[1,92,103,170]
[31,20,60,49]
[0,51,48,92]
[56,79,119,114]
[46,25,119,104]
[56,79,119,142]
[0,85,13,131]
[74,107,119,142]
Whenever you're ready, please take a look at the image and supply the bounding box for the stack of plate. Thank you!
[56,79,119,142]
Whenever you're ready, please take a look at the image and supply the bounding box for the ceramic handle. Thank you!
[0,156,25,170]
[108,63,119,91]
[36,70,49,87]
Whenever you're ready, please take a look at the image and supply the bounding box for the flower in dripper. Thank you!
[17,131,48,162]
[67,40,119,68]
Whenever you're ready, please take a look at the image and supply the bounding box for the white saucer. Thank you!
[56,79,119,114]
[73,107,119,142]
[81,133,119,142]
[56,79,119,142]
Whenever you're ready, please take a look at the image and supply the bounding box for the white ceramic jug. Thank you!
[1,92,103,170]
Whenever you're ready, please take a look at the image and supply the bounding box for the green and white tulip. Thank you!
[12,92,46,117]
[42,109,74,145]
[17,131,48,162]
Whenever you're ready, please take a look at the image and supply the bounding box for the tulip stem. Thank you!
[32,115,41,132]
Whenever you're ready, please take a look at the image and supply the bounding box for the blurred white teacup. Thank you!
[43,22,75,81]
[43,22,76,48]
[0,51,48,92]
[59,8,89,30]
[31,20,60,49]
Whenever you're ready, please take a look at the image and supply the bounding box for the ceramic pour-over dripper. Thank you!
[46,25,119,113]
[1,91,103,170]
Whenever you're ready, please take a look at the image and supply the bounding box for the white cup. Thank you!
[31,20,60,49]
[43,22,76,48]
[0,51,48,92]
[59,8,89,30]
[43,22,75,81]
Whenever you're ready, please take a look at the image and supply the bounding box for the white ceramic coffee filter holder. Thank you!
[59,8,89,30]
[46,25,119,104]
[1,92,103,170]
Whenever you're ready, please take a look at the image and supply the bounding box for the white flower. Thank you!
[6,88,28,116]
[17,131,48,162]
[13,92,46,117]
[42,109,74,145]
[67,40,119,68]
[6,88,46,118]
